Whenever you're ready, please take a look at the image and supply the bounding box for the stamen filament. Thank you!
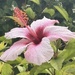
[26,26,40,42]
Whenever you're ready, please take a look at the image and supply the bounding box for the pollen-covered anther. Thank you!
[13,7,29,27]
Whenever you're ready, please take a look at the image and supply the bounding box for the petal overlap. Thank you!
[25,37,54,65]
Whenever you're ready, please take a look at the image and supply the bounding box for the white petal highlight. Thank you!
[24,37,54,65]
[44,26,75,41]
[5,27,29,39]
[31,16,59,31]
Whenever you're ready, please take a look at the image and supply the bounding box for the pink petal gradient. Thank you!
[1,16,75,65]
[31,17,59,32]
[0,39,30,61]
[24,37,54,65]
[43,26,75,41]
[5,27,30,39]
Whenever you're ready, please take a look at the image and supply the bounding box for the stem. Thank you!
[54,69,55,75]
[45,69,52,75]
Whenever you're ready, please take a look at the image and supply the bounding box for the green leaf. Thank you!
[49,39,75,70]
[43,8,55,16]
[1,63,13,75]
[5,16,15,20]
[0,36,6,41]
[50,57,64,70]
[54,5,69,21]
[55,70,73,75]
[17,65,25,72]
[55,61,75,75]
[30,63,52,75]
[7,57,23,65]
[53,39,75,72]
[20,59,28,65]
[0,62,4,72]
[55,70,62,75]
[25,7,36,19]
[30,66,38,75]
[17,72,30,75]
[59,61,75,75]
[58,39,75,61]
[52,39,75,73]
[0,36,12,45]
[30,0,40,5]
[0,41,7,51]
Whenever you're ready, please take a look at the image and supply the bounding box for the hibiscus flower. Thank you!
[0,7,75,65]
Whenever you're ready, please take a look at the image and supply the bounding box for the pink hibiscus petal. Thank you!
[24,37,54,65]
[31,16,59,32]
[5,27,29,39]
[0,39,30,62]
[44,26,75,41]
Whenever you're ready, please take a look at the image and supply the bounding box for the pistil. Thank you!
[13,6,40,42]
[26,26,40,42]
